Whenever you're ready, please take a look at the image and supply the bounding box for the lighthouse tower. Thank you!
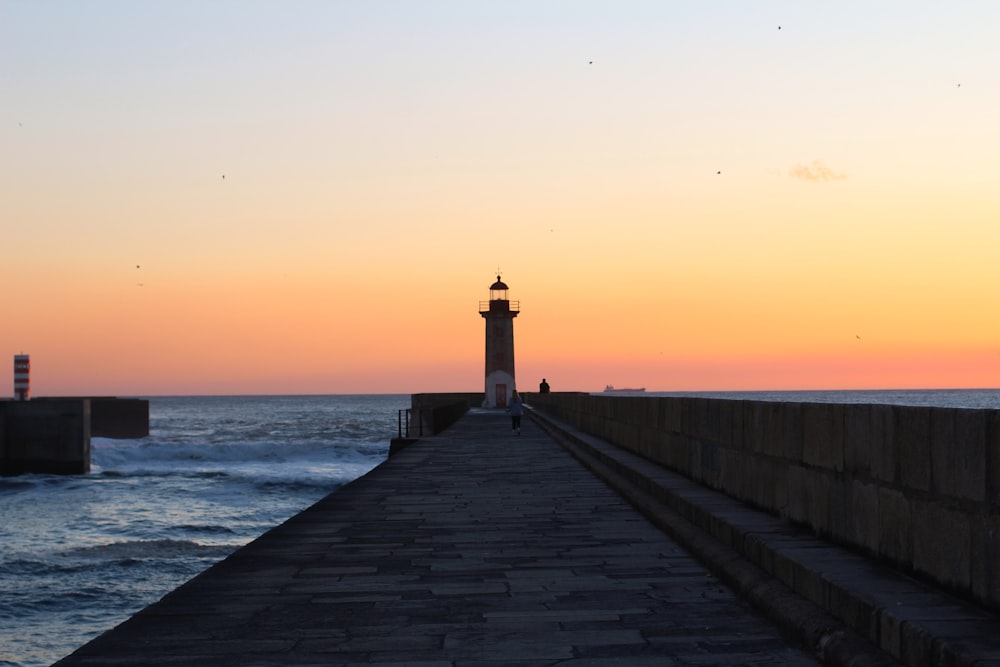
[13,354,30,400]
[479,275,519,408]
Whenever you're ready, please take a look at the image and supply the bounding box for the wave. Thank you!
[64,539,234,560]
[2,395,403,667]
[0,478,39,492]
[91,436,387,477]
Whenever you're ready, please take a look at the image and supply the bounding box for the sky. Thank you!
[2,1,999,396]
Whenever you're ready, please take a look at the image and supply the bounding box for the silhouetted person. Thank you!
[507,390,523,435]
[539,378,550,394]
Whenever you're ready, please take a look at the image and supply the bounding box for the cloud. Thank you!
[789,160,847,182]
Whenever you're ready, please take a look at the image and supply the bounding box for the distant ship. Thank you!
[603,385,646,393]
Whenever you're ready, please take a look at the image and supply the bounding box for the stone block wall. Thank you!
[91,398,149,438]
[0,399,91,475]
[530,393,1000,610]
[409,393,483,436]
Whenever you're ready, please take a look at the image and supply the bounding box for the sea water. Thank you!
[0,394,405,667]
[3,390,999,666]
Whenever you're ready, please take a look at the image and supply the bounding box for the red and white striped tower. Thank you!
[13,354,30,400]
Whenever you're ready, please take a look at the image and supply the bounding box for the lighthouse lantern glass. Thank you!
[489,276,508,301]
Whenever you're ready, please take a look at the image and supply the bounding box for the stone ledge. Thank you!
[527,406,1000,667]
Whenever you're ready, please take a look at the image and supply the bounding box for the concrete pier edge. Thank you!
[526,405,1000,667]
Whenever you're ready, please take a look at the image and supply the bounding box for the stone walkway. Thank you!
[56,409,825,666]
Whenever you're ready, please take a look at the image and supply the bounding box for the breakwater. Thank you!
[391,392,483,454]
[529,392,1000,611]
[0,397,149,475]
[0,399,91,474]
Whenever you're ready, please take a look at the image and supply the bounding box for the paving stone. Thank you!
[55,410,823,666]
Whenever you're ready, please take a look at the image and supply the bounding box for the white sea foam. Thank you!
[64,539,235,560]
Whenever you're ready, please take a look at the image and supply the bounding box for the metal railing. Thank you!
[478,300,519,312]
[397,408,422,439]
[396,401,470,439]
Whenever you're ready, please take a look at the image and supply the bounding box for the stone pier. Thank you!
[0,397,148,475]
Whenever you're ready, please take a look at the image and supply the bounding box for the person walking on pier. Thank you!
[507,390,524,435]
[539,378,550,393]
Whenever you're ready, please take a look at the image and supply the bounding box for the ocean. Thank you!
[0,394,405,667]
[2,389,999,666]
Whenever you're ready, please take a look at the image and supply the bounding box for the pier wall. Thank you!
[390,393,483,455]
[0,399,91,475]
[90,398,150,438]
[529,392,1000,610]
[409,392,483,436]
[411,392,484,412]
[0,397,147,475]
[35,397,149,438]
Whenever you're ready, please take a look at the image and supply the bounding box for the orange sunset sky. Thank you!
[2,2,999,396]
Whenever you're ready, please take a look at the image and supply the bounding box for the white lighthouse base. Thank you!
[483,371,516,409]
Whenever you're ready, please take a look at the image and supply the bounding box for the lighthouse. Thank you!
[479,275,519,408]
[13,354,30,400]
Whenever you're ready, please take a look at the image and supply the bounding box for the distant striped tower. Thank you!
[479,275,519,408]
[13,354,30,400]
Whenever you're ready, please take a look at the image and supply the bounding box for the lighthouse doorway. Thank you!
[495,384,507,408]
